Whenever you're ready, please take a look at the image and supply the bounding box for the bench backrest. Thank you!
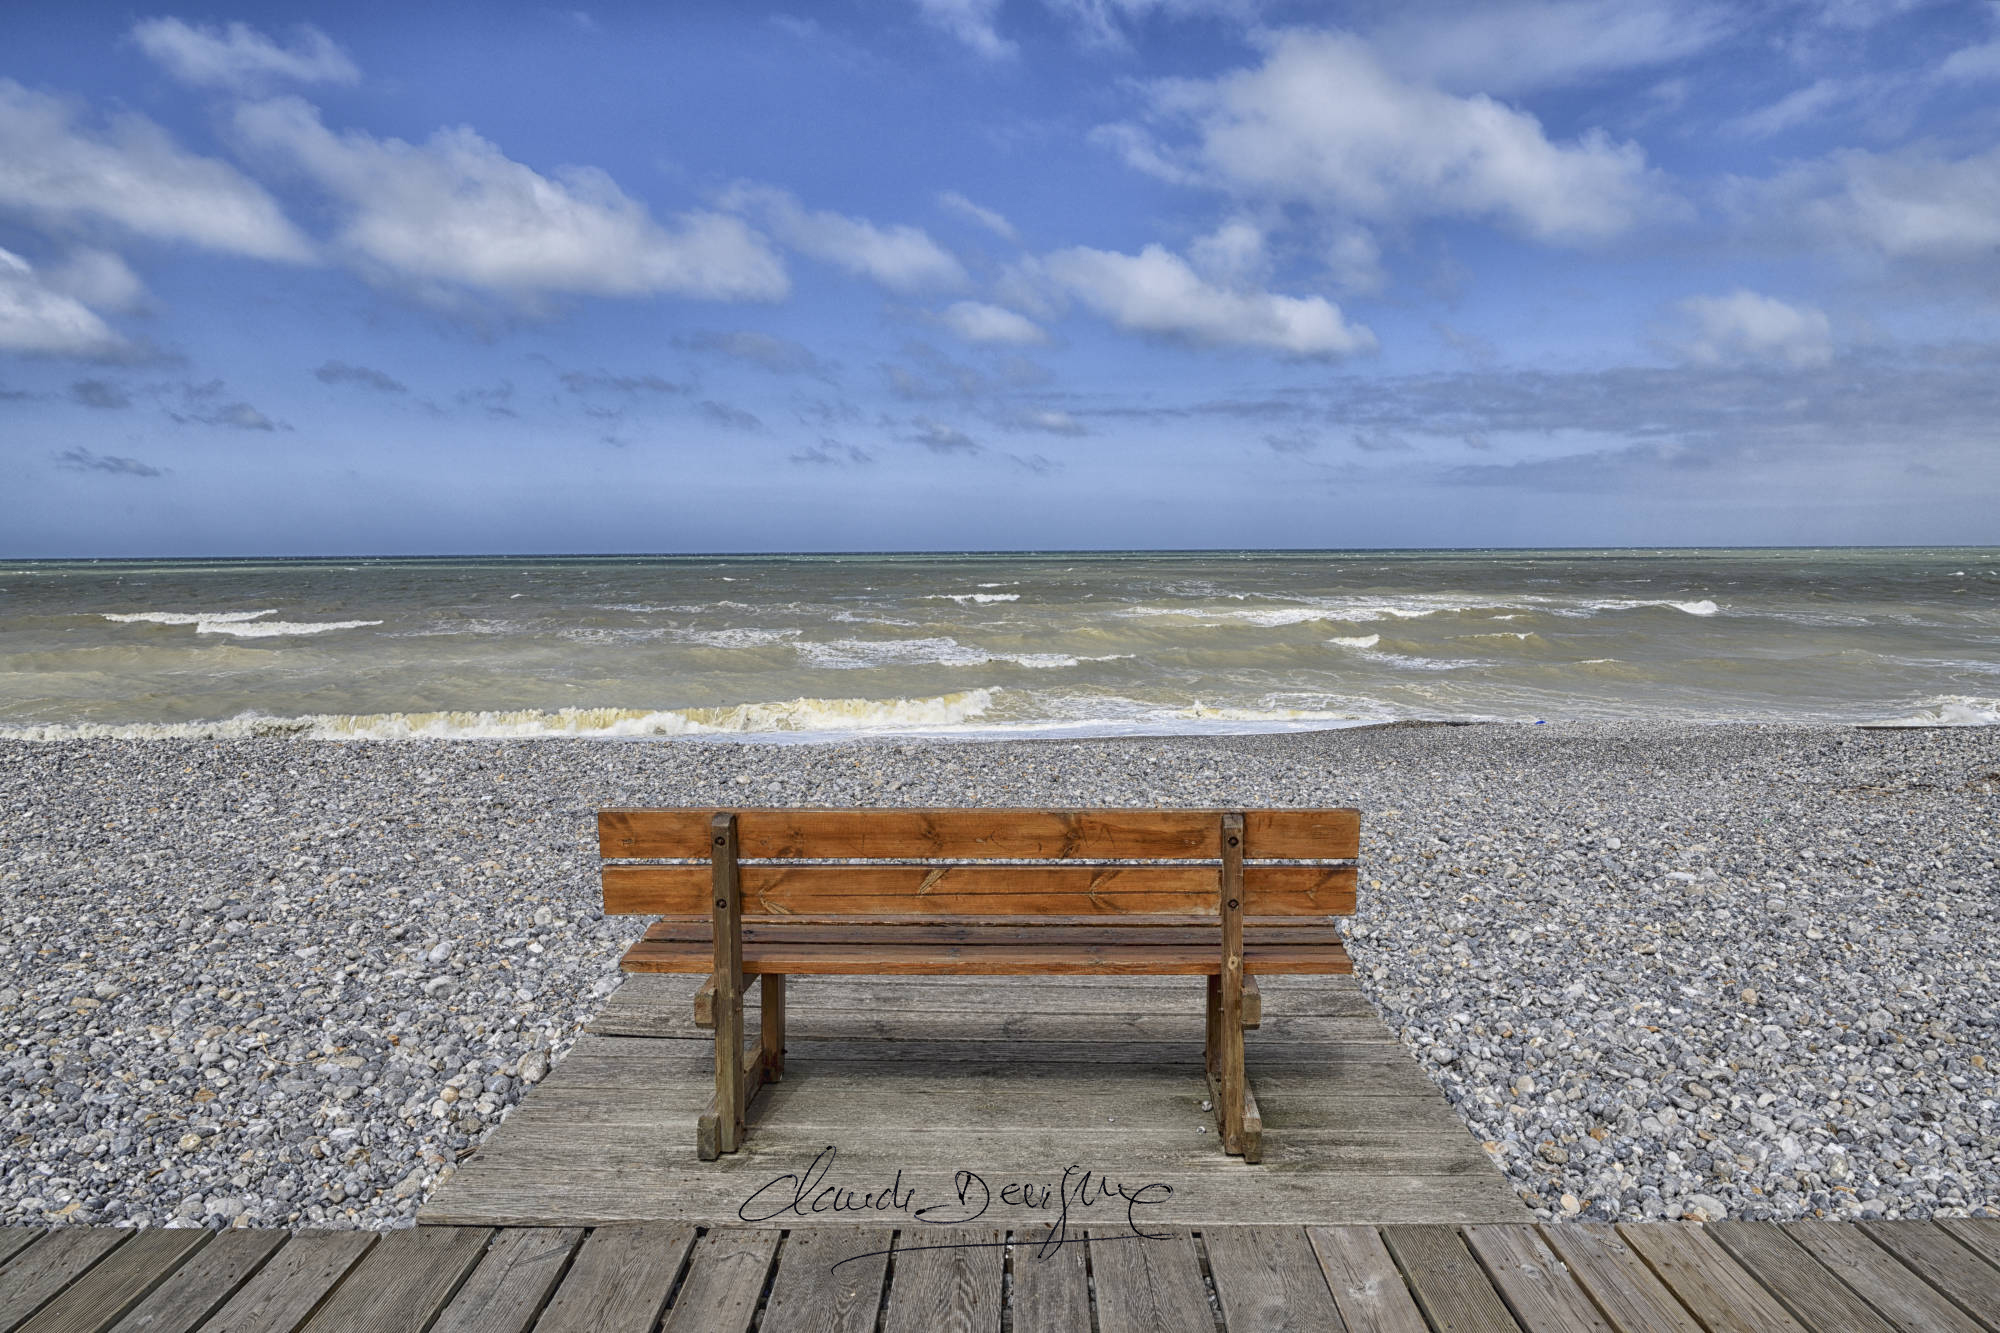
[598,808,1360,920]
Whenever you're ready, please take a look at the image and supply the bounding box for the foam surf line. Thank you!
[102,610,275,626]
[196,620,384,637]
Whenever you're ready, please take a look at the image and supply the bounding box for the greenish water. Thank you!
[1,549,1994,738]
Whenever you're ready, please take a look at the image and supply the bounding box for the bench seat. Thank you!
[620,919,1351,975]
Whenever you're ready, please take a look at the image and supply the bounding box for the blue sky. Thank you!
[3,0,1999,554]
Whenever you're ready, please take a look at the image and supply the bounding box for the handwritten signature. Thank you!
[738,1146,1173,1268]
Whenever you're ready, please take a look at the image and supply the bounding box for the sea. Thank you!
[1,549,1995,741]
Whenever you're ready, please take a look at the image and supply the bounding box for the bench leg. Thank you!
[1204,974,1222,1081]
[761,973,786,1080]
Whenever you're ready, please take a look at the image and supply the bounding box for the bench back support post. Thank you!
[1218,812,1247,1154]
[707,812,746,1157]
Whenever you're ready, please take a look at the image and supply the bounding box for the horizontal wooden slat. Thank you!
[603,864,1353,917]
[599,808,1359,860]
[618,936,1350,976]
[644,921,1346,947]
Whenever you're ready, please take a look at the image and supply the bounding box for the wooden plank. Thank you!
[427,1228,583,1333]
[1859,1223,2000,1331]
[659,1229,779,1333]
[106,1231,285,1333]
[1707,1223,1901,1333]
[0,1228,129,1333]
[1618,1224,1806,1333]
[0,1235,41,1271]
[601,807,1360,860]
[1219,812,1247,1157]
[879,1228,1003,1333]
[1204,1225,1345,1331]
[643,921,1350,946]
[756,1229,892,1333]
[1309,1227,1428,1333]
[1382,1225,1522,1332]
[18,1230,208,1333]
[1539,1225,1702,1333]
[604,863,1355,917]
[1784,1221,1986,1333]
[709,812,746,1159]
[1463,1225,1612,1333]
[298,1226,489,1333]
[1088,1228,1211,1333]
[197,1232,376,1333]
[532,1223,698,1333]
[1204,1065,1263,1164]
[1007,1230,1089,1333]
[1935,1220,2000,1273]
[693,975,716,1029]
[620,938,1350,975]
[1242,975,1262,1028]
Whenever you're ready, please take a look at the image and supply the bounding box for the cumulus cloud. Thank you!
[0,81,311,262]
[233,98,787,304]
[1042,243,1376,358]
[132,17,360,91]
[314,360,406,392]
[937,191,1018,242]
[1122,30,1664,243]
[721,185,967,293]
[0,247,129,358]
[56,447,163,477]
[1753,144,2000,261]
[913,0,1014,58]
[942,300,1047,345]
[676,330,831,376]
[1672,291,1834,368]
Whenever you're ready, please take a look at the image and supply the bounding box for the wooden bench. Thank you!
[597,807,1360,1163]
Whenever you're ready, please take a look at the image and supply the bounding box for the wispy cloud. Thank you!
[314,359,406,392]
[677,330,832,377]
[560,370,685,394]
[721,184,967,293]
[907,417,982,453]
[69,378,131,409]
[56,447,163,477]
[131,18,360,92]
[699,399,763,430]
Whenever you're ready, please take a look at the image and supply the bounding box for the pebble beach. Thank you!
[1,722,1996,1229]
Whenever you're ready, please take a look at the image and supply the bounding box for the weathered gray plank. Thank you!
[601,1007,1387,1043]
[1618,1223,1806,1333]
[1540,1224,1703,1333]
[0,1229,130,1333]
[1708,1223,1901,1333]
[298,1227,489,1333]
[879,1228,1002,1333]
[1088,1228,1211,1333]
[1007,1230,1088,1333]
[427,1228,583,1333]
[659,1228,778,1333]
[1859,1223,2000,1332]
[1308,1226,1428,1333]
[1784,1221,1985,1333]
[1204,1225,1345,1331]
[1382,1225,1522,1332]
[1462,1225,1612,1333]
[0,1236,42,1272]
[531,1223,697,1333]
[191,1231,376,1333]
[106,1231,286,1333]
[18,1230,208,1333]
[1935,1220,2000,1274]
[756,1229,892,1333]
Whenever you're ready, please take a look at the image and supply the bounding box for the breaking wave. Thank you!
[103,610,275,627]
[196,620,384,638]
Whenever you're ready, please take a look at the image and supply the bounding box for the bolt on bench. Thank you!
[598,808,1360,1163]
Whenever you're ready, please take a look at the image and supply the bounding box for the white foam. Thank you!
[681,627,804,649]
[1578,599,1720,617]
[0,689,1002,742]
[924,592,1021,604]
[798,637,1094,670]
[1860,696,2000,728]
[103,610,274,627]
[1329,635,1380,648]
[195,619,384,638]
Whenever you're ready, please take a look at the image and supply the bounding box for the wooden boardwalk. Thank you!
[4,1218,1999,1330]
[422,973,1527,1227]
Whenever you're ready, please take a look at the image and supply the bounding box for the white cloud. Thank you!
[942,300,1047,344]
[1043,242,1375,358]
[1747,144,2000,260]
[1725,79,1851,139]
[1673,290,1833,368]
[1187,219,1267,287]
[132,17,360,91]
[1324,225,1386,295]
[913,0,1014,58]
[721,184,966,292]
[0,80,311,262]
[1368,1,1732,96]
[233,98,787,302]
[1127,30,1664,243]
[937,191,1018,242]
[1939,40,2000,82]
[0,247,128,357]
[44,249,146,312]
